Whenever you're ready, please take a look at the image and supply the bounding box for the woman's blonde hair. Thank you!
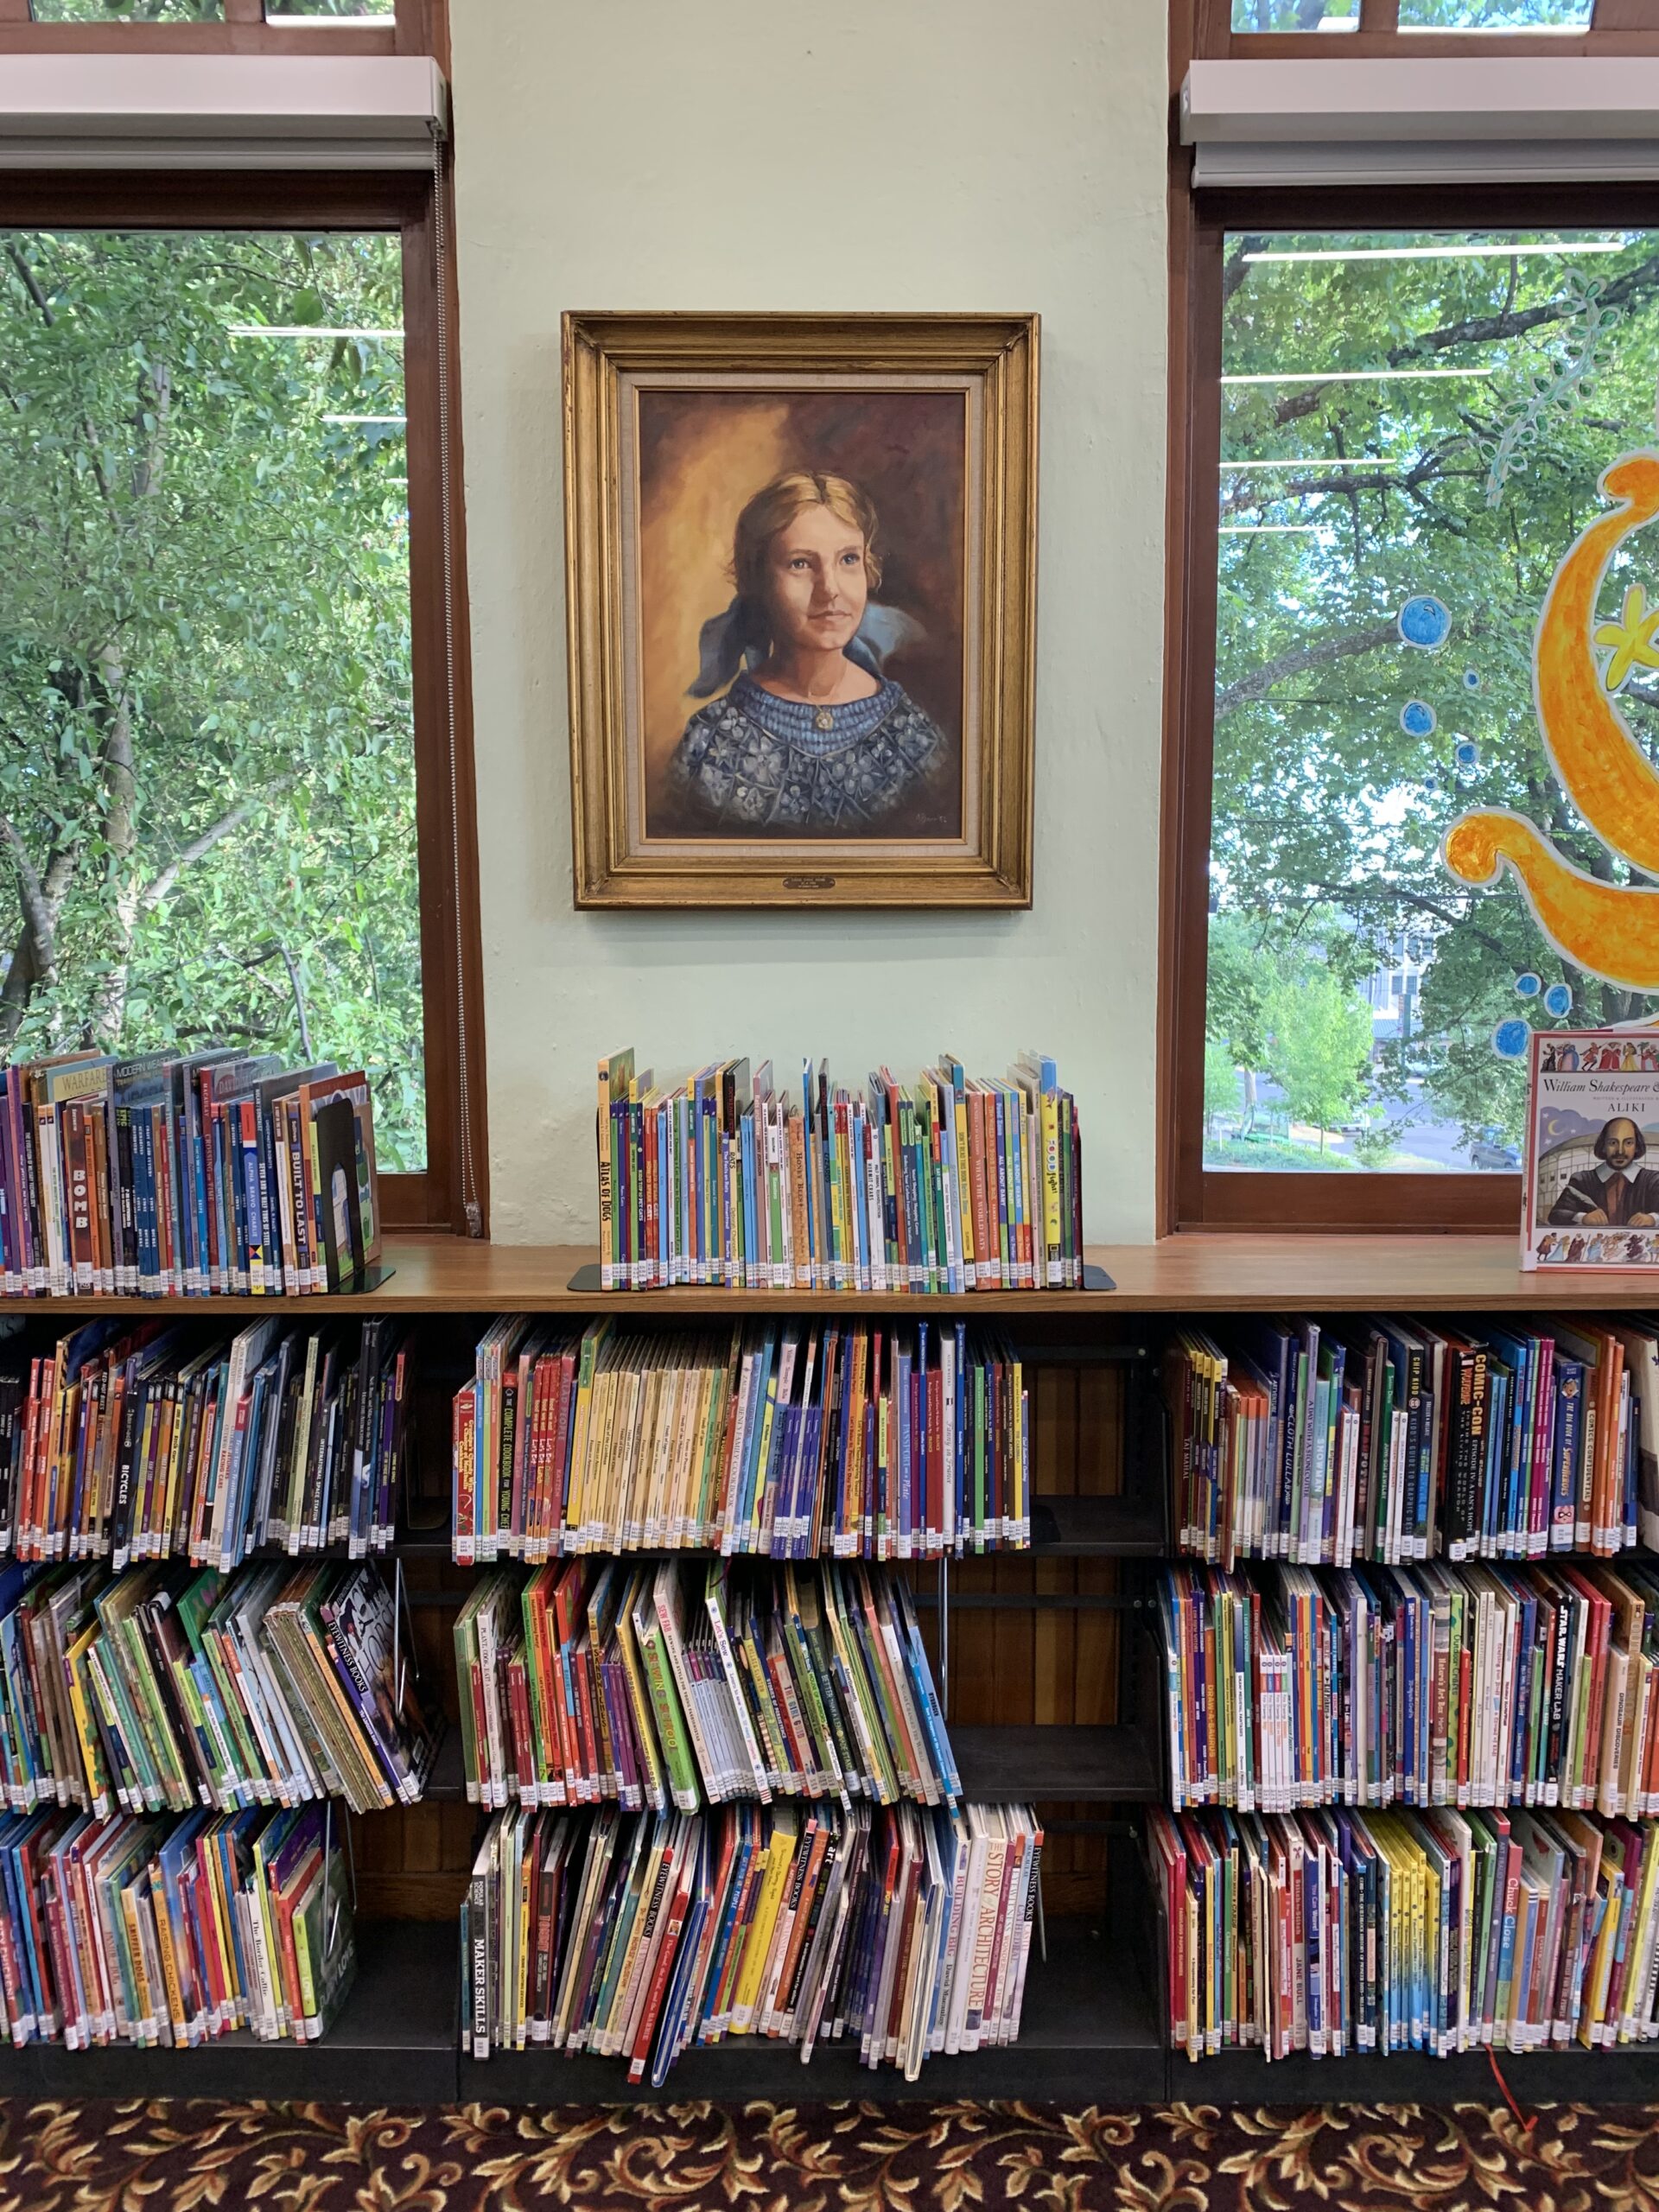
[733,469,882,600]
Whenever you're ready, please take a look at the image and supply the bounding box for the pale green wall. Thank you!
[448,0,1169,1244]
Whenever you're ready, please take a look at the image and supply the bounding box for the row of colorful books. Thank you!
[454,1560,957,1814]
[1159,1559,1659,1819]
[0,1318,410,1568]
[0,1558,440,1821]
[1148,1803,1659,2062]
[0,1049,379,1300]
[463,1797,1040,2085]
[0,1799,355,2049]
[596,1049,1084,1294]
[1166,1313,1659,1571]
[453,1319,1030,1564]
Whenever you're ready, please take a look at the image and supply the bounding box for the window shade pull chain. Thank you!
[432,135,483,1239]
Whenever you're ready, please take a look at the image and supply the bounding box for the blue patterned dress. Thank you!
[666,671,951,836]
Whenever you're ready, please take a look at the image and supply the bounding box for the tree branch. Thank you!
[1220,459,1484,518]
[137,774,296,917]
[1302,878,1515,963]
[1216,622,1400,719]
[1270,250,1659,428]
[0,820,59,990]
[4,245,52,327]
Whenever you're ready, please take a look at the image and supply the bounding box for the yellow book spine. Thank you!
[148,1863,188,2046]
[120,1883,157,2043]
[731,1817,797,2033]
[293,1897,318,2031]
[201,1839,243,2029]
[65,1629,111,1808]
[1040,1090,1062,1283]
[953,1090,975,1280]
[615,1599,667,1808]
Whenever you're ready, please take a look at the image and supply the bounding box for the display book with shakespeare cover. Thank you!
[595,1048,1083,1294]
[1523,1027,1659,1271]
[0,1046,381,1299]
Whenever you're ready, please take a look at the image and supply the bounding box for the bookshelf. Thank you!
[3,1229,1653,2101]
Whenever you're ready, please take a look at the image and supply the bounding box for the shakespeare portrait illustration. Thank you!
[1546,1116,1659,1228]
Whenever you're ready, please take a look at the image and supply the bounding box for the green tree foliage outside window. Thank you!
[1208,226,1659,1176]
[0,231,424,1167]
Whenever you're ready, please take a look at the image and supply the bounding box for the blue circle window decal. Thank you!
[1492,1018,1531,1059]
[1463,668,1482,693]
[1515,972,1541,998]
[1399,594,1452,651]
[1543,982,1573,1017]
[1401,700,1438,738]
[1455,739,1480,770]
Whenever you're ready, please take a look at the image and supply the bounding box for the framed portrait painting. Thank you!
[563,312,1038,907]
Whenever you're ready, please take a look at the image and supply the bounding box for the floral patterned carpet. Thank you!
[1,2099,1657,2212]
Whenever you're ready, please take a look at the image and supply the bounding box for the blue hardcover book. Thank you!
[1484,1367,1510,1553]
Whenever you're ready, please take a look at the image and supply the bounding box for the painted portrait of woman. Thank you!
[665,469,956,839]
[563,312,1037,906]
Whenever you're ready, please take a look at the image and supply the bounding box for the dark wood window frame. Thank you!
[1164,2,1659,1235]
[0,163,487,1236]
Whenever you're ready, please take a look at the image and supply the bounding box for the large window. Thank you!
[1205,225,1659,1186]
[0,164,481,1236]
[0,224,425,1166]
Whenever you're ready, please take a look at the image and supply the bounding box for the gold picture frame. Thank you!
[563,311,1038,908]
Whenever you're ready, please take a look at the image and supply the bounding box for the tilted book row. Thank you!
[0,1558,440,1821]
[454,1319,1030,1565]
[1166,1313,1659,1572]
[0,1318,412,1569]
[455,1560,958,1815]
[1148,1802,1659,2064]
[464,1797,1041,2087]
[1160,1560,1659,1819]
[0,1800,355,2050]
[596,1048,1084,1295]
[0,1048,380,1300]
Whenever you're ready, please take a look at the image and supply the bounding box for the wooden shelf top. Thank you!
[7,1230,1649,1316]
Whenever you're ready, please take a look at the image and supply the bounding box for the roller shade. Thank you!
[1182,56,1659,187]
[0,54,447,169]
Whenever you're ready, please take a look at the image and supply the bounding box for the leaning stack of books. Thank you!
[0,1046,380,1299]
[1159,1558,1659,1819]
[463,1797,1042,2084]
[0,1317,411,1567]
[454,1560,957,1814]
[0,1799,356,2050]
[595,1049,1084,1293]
[0,1557,441,1818]
[453,1318,1030,1562]
[1166,1313,1659,1571]
[1148,1800,1659,2062]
